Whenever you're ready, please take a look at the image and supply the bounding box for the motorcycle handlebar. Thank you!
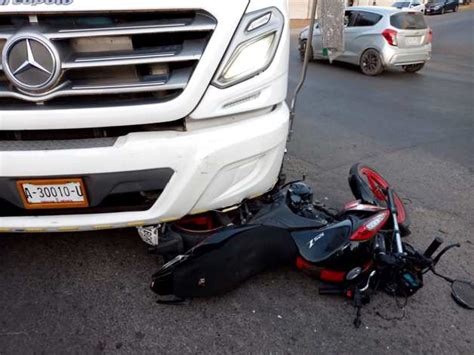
[424,237,444,258]
[387,188,398,215]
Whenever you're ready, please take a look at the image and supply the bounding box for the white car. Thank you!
[392,1,426,13]
[299,7,432,76]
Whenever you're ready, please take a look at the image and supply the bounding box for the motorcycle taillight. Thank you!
[350,210,390,242]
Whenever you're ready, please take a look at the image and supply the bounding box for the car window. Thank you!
[344,10,358,27]
[393,2,411,7]
[390,12,427,29]
[412,1,421,5]
[352,11,383,27]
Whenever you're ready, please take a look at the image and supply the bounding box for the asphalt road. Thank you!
[1,9,473,354]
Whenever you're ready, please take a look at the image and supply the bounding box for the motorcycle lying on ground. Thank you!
[150,163,474,327]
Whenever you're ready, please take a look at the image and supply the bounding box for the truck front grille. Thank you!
[0,11,216,108]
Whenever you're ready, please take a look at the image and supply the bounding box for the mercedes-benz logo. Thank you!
[2,32,61,92]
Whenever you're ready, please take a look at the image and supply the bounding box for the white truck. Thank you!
[0,0,290,236]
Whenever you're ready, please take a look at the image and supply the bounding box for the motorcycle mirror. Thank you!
[451,280,474,310]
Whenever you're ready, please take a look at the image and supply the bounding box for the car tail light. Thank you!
[425,28,433,44]
[350,210,390,242]
[382,29,398,46]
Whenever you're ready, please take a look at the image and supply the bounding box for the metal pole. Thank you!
[289,0,318,140]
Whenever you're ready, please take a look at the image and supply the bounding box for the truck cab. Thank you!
[0,0,290,234]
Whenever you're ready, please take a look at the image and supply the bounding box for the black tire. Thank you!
[403,63,425,73]
[299,39,313,62]
[360,49,384,76]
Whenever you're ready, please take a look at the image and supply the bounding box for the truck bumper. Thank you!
[0,104,289,233]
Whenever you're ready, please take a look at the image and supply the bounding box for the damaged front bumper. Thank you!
[0,104,289,233]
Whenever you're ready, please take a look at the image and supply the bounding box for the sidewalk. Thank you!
[460,3,474,11]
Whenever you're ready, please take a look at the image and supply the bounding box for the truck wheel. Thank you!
[360,49,384,76]
[299,40,313,62]
[403,63,425,73]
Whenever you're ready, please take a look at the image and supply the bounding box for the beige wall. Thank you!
[289,0,402,19]
[289,0,312,19]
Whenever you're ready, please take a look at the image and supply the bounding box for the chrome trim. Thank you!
[1,32,63,92]
[0,32,13,40]
[0,11,215,105]
[71,81,167,91]
[45,14,216,39]
[62,39,204,69]
[0,68,191,103]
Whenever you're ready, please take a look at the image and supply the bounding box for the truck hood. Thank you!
[0,0,249,14]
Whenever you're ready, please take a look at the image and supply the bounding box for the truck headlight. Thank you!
[213,7,284,88]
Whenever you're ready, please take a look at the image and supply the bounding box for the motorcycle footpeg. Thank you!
[319,286,346,296]
[156,296,189,305]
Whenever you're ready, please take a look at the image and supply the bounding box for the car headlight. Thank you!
[213,7,285,88]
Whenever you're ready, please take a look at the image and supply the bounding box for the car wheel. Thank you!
[299,40,313,62]
[402,63,425,73]
[441,7,445,14]
[454,5,459,12]
[360,49,384,76]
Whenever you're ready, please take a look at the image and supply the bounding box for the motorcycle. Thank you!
[150,163,473,326]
